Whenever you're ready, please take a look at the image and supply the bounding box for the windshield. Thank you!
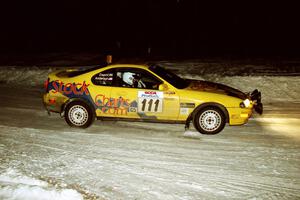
[148,64,189,89]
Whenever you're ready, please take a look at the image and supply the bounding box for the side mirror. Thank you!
[159,83,168,91]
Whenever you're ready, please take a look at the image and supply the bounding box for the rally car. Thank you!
[43,63,263,134]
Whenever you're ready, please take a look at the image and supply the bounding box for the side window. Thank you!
[92,69,114,86]
[140,72,162,90]
[115,68,162,89]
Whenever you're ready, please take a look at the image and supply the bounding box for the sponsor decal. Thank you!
[95,94,129,107]
[180,103,195,108]
[94,73,113,81]
[94,94,137,115]
[180,108,189,115]
[138,91,163,112]
[129,107,137,112]
[138,91,163,99]
[51,80,90,95]
[48,98,56,104]
[164,91,176,95]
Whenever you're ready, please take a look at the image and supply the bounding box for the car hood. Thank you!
[186,79,248,100]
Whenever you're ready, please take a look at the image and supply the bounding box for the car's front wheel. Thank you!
[65,101,94,128]
[193,106,226,134]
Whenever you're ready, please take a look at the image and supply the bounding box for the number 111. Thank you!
[141,99,160,112]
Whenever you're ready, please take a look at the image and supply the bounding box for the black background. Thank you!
[1,1,299,59]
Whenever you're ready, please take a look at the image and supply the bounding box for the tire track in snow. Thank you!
[1,81,300,199]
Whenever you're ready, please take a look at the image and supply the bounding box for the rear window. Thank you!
[67,63,108,77]
[92,69,114,86]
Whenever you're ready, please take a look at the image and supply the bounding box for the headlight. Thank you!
[240,99,251,108]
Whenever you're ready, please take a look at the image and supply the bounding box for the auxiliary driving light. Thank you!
[240,99,251,108]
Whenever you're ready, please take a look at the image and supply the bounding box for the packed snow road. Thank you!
[1,69,300,199]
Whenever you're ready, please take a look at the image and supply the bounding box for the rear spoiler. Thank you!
[250,89,263,115]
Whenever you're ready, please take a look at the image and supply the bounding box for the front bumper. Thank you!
[228,107,253,125]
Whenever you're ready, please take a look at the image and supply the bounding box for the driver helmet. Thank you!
[122,72,135,86]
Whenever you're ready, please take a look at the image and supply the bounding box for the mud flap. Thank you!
[251,89,263,114]
[254,102,263,115]
[42,99,51,116]
[185,115,193,130]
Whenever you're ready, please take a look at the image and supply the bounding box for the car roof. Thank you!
[68,63,150,77]
[105,63,149,70]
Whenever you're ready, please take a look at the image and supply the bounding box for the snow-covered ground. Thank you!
[0,61,300,199]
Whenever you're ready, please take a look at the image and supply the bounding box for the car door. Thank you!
[110,67,180,121]
[89,68,115,117]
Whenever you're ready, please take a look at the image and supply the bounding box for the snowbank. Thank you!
[0,168,83,200]
[1,61,299,103]
[0,66,53,87]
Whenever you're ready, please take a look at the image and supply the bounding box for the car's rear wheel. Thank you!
[193,106,226,134]
[65,101,94,128]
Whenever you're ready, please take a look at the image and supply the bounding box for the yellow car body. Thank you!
[43,63,262,134]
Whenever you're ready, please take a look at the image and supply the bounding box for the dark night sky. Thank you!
[1,1,299,58]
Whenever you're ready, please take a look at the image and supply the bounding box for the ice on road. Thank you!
[0,64,300,199]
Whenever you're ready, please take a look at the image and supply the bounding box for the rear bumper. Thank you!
[43,93,63,113]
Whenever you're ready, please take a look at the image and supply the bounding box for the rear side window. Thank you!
[92,69,114,86]
[67,63,108,77]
